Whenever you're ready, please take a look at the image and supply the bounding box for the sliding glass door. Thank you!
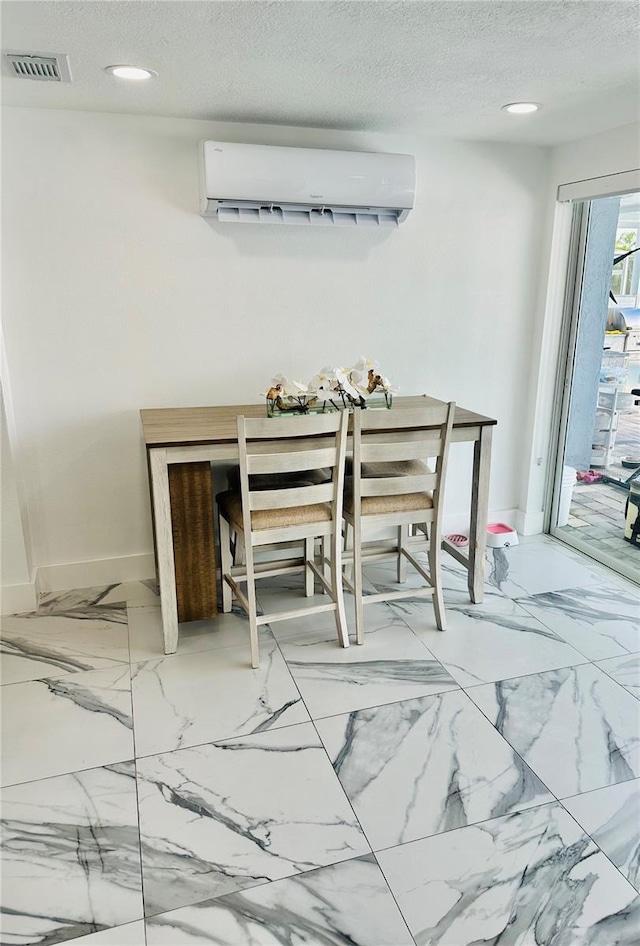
[549,192,639,583]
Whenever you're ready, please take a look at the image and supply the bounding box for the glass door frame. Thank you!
[545,200,589,535]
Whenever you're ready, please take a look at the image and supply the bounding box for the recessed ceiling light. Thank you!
[105,65,156,81]
[502,102,540,115]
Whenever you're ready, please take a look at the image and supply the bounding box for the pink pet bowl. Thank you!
[486,522,519,548]
[445,533,469,547]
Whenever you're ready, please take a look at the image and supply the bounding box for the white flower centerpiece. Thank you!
[264,359,396,416]
[264,375,317,416]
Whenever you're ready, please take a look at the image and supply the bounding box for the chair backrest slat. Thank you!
[241,413,346,440]
[355,429,441,449]
[249,482,334,510]
[248,445,336,476]
[360,438,442,463]
[359,473,437,497]
[354,405,452,430]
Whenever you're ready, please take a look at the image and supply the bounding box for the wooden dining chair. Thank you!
[343,402,456,644]
[224,464,332,568]
[217,411,350,668]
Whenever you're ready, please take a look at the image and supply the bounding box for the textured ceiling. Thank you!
[1,0,639,145]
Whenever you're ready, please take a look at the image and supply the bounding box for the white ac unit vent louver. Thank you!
[5,53,72,82]
[200,142,416,228]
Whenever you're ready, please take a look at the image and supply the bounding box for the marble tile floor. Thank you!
[1,539,639,945]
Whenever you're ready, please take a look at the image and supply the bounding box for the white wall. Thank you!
[1,106,550,596]
[517,121,640,533]
[552,122,640,188]
[0,397,29,584]
[1,384,36,611]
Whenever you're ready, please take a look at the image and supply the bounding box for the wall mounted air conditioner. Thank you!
[200,141,415,227]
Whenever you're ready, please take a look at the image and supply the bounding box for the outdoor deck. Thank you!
[557,408,639,579]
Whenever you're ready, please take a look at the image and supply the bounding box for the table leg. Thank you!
[467,425,493,603]
[149,449,179,654]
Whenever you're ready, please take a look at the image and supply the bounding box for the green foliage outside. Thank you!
[615,230,637,253]
[612,230,637,296]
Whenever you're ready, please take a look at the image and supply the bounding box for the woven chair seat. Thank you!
[344,489,433,516]
[217,490,332,533]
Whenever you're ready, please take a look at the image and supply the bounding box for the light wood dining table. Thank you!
[141,396,496,654]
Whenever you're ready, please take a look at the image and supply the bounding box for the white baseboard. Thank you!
[35,553,156,595]
[515,509,545,535]
[0,580,38,614]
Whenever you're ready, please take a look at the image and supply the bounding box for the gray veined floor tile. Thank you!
[256,565,377,596]
[131,637,308,758]
[596,653,640,700]
[64,923,147,946]
[553,538,639,585]
[467,663,640,799]
[278,611,458,719]
[266,597,396,645]
[377,802,640,946]
[0,763,143,946]
[485,542,605,598]
[1,664,134,787]
[562,779,640,892]
[0,610,130,686]
[400,596,588,686]
[515,584,640,661]
[36,584,128,614]
[124,579,159,608]
[258,601,353,645]
[316,691,553,851]
[128,604,270,663]
[362,558,505,613]
[253,571,376,636]
[145,854,413,945]
[256,588,377,646]
[136,722,370,917]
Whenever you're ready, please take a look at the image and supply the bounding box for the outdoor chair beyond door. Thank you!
[343,402,455,644]
[217,411,350,668]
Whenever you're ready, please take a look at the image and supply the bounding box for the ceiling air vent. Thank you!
[5,53,72,82]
